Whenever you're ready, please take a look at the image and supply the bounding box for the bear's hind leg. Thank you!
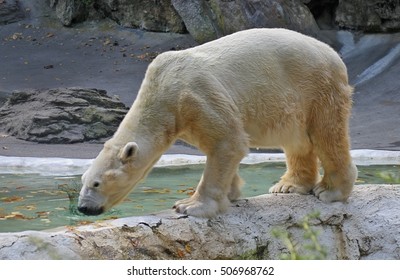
[312,132,357,202]
[269,147,319,195]
[310,100,357,202]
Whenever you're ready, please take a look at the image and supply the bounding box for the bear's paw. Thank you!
[313,183,347,202]
[173,194,230,218]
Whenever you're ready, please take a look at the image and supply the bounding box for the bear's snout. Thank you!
[78,206,104,216]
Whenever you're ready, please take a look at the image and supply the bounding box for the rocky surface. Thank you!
[49,0,88,26]
[172,0,319,43]
[336,0,400,32]
[171,0,221,43]
[0,88,128,144]
[0,0,25,25]
[50,0,186,32]
[95,0,186,33]
[0,184,399,260]
[46,0,400,43]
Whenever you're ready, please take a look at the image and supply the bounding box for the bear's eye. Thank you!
[93,181,100,188]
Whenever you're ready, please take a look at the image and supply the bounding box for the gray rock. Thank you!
[95,0,185,32]
[50,0,88,26]
[46,0,400,40]
[171,0,221,44]
[211,0,319,35]
[336,0,400,32]
[50,0,186,32]
[0,91,10,107]
[0,88,128,144]
[49,0,320,42]
[172,0,320,43]
[0,0,25,25]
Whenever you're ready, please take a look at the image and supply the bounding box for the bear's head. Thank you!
[78,141,149,215]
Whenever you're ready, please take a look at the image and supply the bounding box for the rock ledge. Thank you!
[0,185,399,260]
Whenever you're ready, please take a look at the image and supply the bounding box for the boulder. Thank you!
[50,0,186,32]
[0,88,128,144]
[50,0,88,26]
[49,0,319,42]
[95,0,185,32]
[335,0,400,32]
[0,0,25,25]
[171,0,221,44]
[172,0,320,43]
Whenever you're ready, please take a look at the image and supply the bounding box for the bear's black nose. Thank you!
[78,206,104,216]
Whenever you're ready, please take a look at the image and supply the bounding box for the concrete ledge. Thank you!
[1,149,399,176]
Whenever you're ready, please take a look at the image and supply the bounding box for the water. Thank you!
[0,163,398,233]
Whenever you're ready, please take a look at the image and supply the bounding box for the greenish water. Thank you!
[0,163,399,232]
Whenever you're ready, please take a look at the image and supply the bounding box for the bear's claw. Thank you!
[269,181,312,195]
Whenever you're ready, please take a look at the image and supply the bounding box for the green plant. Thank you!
[272,212,327,260]
[58,181,80,214]
[378,170,400,184]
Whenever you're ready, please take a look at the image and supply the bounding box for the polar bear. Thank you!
[78,28,357,217]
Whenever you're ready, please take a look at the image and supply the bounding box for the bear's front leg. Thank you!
[174,145,246,218]
[173,180,230,218]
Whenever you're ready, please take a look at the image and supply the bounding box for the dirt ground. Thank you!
[0,7,399,159]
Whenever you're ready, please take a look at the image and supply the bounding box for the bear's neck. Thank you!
[111,98,177,163]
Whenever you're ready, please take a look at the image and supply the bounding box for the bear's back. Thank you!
[143,28,350,117]
[151,28,346,87]
[184,28,341,71]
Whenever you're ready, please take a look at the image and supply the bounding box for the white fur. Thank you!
[78,28,357,217]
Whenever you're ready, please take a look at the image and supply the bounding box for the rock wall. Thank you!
[49,0,186,32]
[335,0,400,32]
[3,1,399,39]
[94,0,186,32]
[46,0,400,43]
[1,185,399,260]
[172,0,319,43]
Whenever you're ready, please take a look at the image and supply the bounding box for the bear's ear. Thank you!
[120,142,139,163]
